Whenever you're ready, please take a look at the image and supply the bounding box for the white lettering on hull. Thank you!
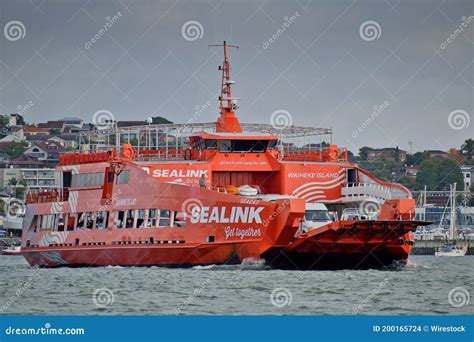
[287,172,340,178]
[190,206,264,224]
[224,227,262,240]
[149,169,208,178]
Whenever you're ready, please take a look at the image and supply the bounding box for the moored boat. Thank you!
[1,245,21,256]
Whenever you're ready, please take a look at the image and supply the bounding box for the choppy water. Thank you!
[0,256,472,315]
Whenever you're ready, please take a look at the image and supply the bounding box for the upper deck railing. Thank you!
[77,122,332,152]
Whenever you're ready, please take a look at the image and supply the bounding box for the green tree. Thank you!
[437,158,463,190]
[358,147,372,161]
[0,116,9,138]
[405,151,430,166]
[346,150,357,163]
[393,146,400,162]
[415,158,463,191]
[0,141,29,159]
[415,160,438,190]
[151,116,172,124]
[461,138,473,157]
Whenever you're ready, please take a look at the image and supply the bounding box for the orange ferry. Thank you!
[21,42,428,269]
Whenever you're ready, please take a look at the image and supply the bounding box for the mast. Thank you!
[449,183,457,241]
[209,41,242,133]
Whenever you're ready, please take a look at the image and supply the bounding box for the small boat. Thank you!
[434,183,468,257]
[1,245,21,256]
[435,245,467,257]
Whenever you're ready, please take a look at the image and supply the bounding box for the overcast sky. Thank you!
[0,0,472,153]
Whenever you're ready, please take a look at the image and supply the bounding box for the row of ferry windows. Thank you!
[32,208,187,232]
[70,170,129,188]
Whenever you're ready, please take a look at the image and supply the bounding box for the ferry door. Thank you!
[102,166,115,200]
[346,168,357,187]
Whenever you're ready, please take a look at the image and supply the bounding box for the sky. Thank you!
[0,0,472,154]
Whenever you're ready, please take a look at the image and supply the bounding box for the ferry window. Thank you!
[85,212,94,229]
[148,209,157,227]
[205,139,218,149]
[118,170,130,184]
[107,171,114,183]
[158,209,171,227]
[218,140,231,152]
[115,211,124,228]
[305,210,332,222]
[30,215,38,232]
[63,171,72,188]
[95,212,108,229]
[232,140,267,152]
[125,209,135,228]
[41,215,47,229]
[173,212,187,228]
[77,213,85,229]
[268,140,278,149]
[71,172,104,187]
[67,214,76,231]
[46,215,53,229]
[57,214,66,232]
[137,209,146,228]
[36,215,42,230]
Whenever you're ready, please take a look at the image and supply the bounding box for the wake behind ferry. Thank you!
[20,42,428,269]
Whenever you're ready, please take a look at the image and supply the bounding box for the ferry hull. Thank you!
[264,220,426,270]
[22,242,265,268]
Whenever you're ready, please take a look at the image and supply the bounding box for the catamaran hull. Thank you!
[263,220,428,270]
[22,242,266,268]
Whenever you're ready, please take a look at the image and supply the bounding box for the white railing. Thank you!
[341,183,393,203]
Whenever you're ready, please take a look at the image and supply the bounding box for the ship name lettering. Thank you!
[151,169,208,178]
[190,206,264,224]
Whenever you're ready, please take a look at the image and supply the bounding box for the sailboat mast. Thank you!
[449,183,457,241]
